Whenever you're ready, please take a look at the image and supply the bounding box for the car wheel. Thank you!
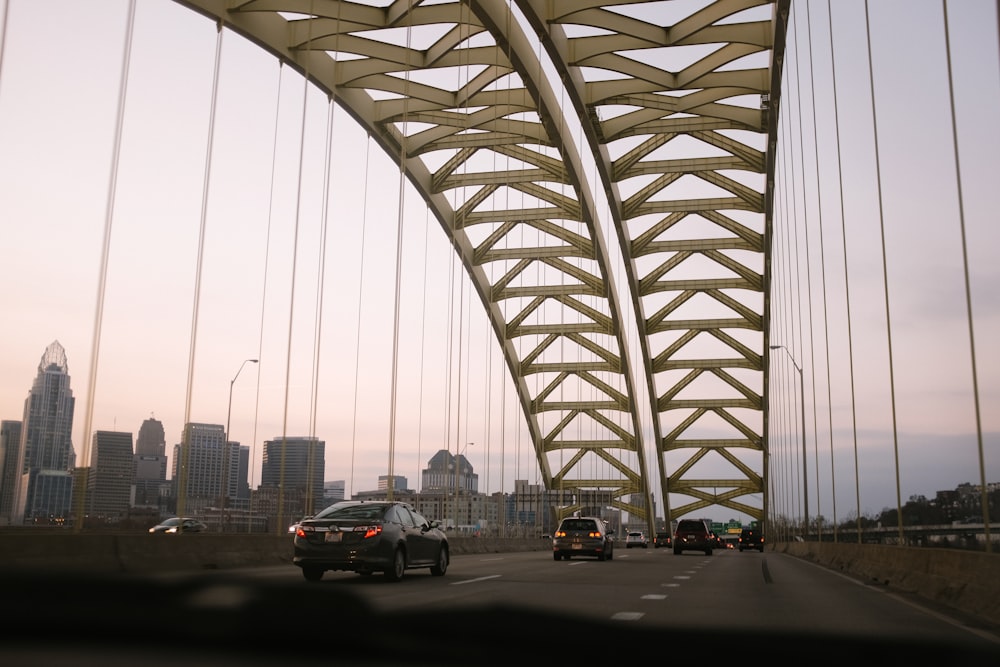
[430,546,449,576]
[607,544,614,561]
[597,550,606,562]
[301,567,323,582]
[553,552,562,561]
[705,548,713,556]
[673,547,681,555]
[385,548,405,582]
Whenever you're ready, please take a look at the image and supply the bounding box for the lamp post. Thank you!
[770,345,807,539]
[453,442,474,532]
[220,358,258,532]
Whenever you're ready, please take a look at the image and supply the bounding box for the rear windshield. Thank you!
[560,519,598,532]
[315,503,387,521]
[677,521,706,532]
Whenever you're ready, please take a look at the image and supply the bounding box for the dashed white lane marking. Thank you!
[611,612,644,621]
[452,575,502,585]
[641,594,667,600]
[673,575,691,579]
[662,583,681,587]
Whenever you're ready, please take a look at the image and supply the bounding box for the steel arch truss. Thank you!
[177,0,788,527]
[518,0,788,525]
[178,0,652,522]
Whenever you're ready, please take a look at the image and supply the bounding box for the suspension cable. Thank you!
[864,0,902,544]
[386,0,415,503]
[178,18,224,523]
[276,4,315,531]
[349,135,372,501]
[826,0,853,545]
[74,0,136,531]
[249,61,284,532]
[941,0,990,552]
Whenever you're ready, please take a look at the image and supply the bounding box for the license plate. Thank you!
[572,543,582,549]
[324,531,342,543]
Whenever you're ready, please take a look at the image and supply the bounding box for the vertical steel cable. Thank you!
[349,136,373,501]
[0,0,9,97]
[277,4,315,531]
[248,61,285,531]
[826,0,854,545]
[74,0,136,531]
[788,6,808,528]
[304,95,335,517]
[804,0,830,541]
[306,0,342,517]
[178,18,224,524]
[863,0,903,544]
[777,93,796,538]
[386,0,415,503]
[416,207,430,488]
[941,0,990,552]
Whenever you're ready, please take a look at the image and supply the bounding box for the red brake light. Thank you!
[355,525,383,539]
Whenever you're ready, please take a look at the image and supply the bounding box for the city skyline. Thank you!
[1,1,997,525]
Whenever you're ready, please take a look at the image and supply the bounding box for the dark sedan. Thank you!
[552,516,614,561]
[292,500,449,582]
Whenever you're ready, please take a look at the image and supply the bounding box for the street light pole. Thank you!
[770,345,807,539]
[221,358,258,532]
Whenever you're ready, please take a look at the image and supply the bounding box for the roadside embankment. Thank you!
[776,541,1000,629]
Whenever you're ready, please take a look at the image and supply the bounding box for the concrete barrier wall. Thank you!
[1,533,995,629]
[775,541,1000,628]
[0,533,550,574]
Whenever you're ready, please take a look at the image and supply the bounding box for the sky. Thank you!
[0,0,997,525]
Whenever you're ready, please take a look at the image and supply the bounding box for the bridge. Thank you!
[0,0,996,551]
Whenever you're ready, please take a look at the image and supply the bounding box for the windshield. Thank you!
[314,503,387,521]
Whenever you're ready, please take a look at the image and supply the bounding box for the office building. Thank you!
[0,420,23,524]
[260,436,325,515]
[86,430,134,522]
[171,422,230,513]
[421,449,477,494]
[378,475,409,492]
[13,341,77,524]
[134,417,168,508]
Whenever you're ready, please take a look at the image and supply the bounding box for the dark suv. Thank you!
[673,519,714,555]
[553,517,614,561]
[738,528,764,552]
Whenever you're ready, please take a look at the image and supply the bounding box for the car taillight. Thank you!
[355,525,382,539]
[588,531,600,538]
[555,530,566,538]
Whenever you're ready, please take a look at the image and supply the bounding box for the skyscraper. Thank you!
[260,436,325,515]
[12,341,76,525]
[86,430,134,523]
[134,417,168,508]
[171,422,228,514]
[0,420,23,524]
[421,449,477,494]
